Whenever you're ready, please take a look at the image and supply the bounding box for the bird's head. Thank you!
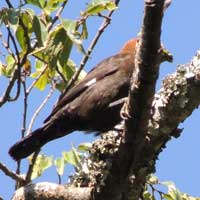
[119,38,138,55]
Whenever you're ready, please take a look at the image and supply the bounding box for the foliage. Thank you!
[30,143,91,182]
[0,0,117,91]
[142,175,200,200]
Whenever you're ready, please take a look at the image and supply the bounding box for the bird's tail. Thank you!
[9,127,49,161]
[9,121,71,161]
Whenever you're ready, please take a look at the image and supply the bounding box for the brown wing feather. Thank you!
[44,55,122,123]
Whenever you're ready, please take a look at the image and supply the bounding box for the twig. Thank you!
[62,0,120,94]
[15,80,28,187]
[57,173,62,185]
[25,149,40,184]
[26,82,55,135]
[0,68,20,106]
[0,162,25,184]
[0,34,16,59]
[47,0,68,31]
[0,23,22,107]
[147,182,166,200]
[6,25,20,61]
[26,64,48,94]
[24,83,55,183]
[5,0,13,8]
[21,78,28,138]
[56,66,68,83]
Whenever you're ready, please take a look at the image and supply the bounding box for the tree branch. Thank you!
[0,162,25,184]
[26,83,55,135]
[12,182,92,200]
[93,1,170,199]
[47,0,68,32]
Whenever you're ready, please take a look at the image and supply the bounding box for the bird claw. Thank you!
[120,103,131,120]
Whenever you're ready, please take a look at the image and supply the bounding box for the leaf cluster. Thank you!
[0,0,117,91]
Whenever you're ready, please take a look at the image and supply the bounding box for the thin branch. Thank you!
[5,0,13,8]
[0,68,20,106]
[6,25,20,61]
[21,79,28,138]
[26,82,55,135]
[26,64,48,94]
[23,84,55,183]
[14,80,28,187]
[147,182,165,200]
[9,69,21,102]
[0,162,25,184]
[47,0,68,31]
[0,33,16,59]
[25,149,40,184]
[0,24,22,107]
[56,66,68,83]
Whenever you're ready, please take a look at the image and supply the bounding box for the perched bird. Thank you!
[9,38,138,160]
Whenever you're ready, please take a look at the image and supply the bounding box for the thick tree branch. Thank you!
[12,182,92,200]
[0,162,25,184]
[92,1,170,199]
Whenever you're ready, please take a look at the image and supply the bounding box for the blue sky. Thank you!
[0,0,200,199]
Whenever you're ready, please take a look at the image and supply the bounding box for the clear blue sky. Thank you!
[0,1,200,199]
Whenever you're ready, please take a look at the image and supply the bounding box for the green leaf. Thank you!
[162,182,182,200]
[62,18,76,33]
[16,25,27,51]
[35,69,49,90]
[31,26,73,70]
[54,157,65,176]
[16,11,33,51]
[57,59,75,80]
[30,60,50,90]
[7,8,20,31]
[44,0,67,14]
[31,59,45,79]
[21,11,33,34]
[0,8,19,31]
[81,21,88,40]
[143,190,154,200]
[0,55,16,77]
[148,174,159,184]
[0,63,7,77]
[31,46,49,63]
[33,16,48,46]
[63,147,81,168]
[78,143,92,152]
[163,194,174,200]
[168,188,182,200]
[84,0,117,16]
[49,27,72,67]
[26,0,46,9]
[62,19,86,54]
[29,154,53,180]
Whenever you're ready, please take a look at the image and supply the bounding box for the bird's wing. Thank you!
[44,56,120,123]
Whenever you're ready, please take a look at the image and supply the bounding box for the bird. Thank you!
[9,38,138,161]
